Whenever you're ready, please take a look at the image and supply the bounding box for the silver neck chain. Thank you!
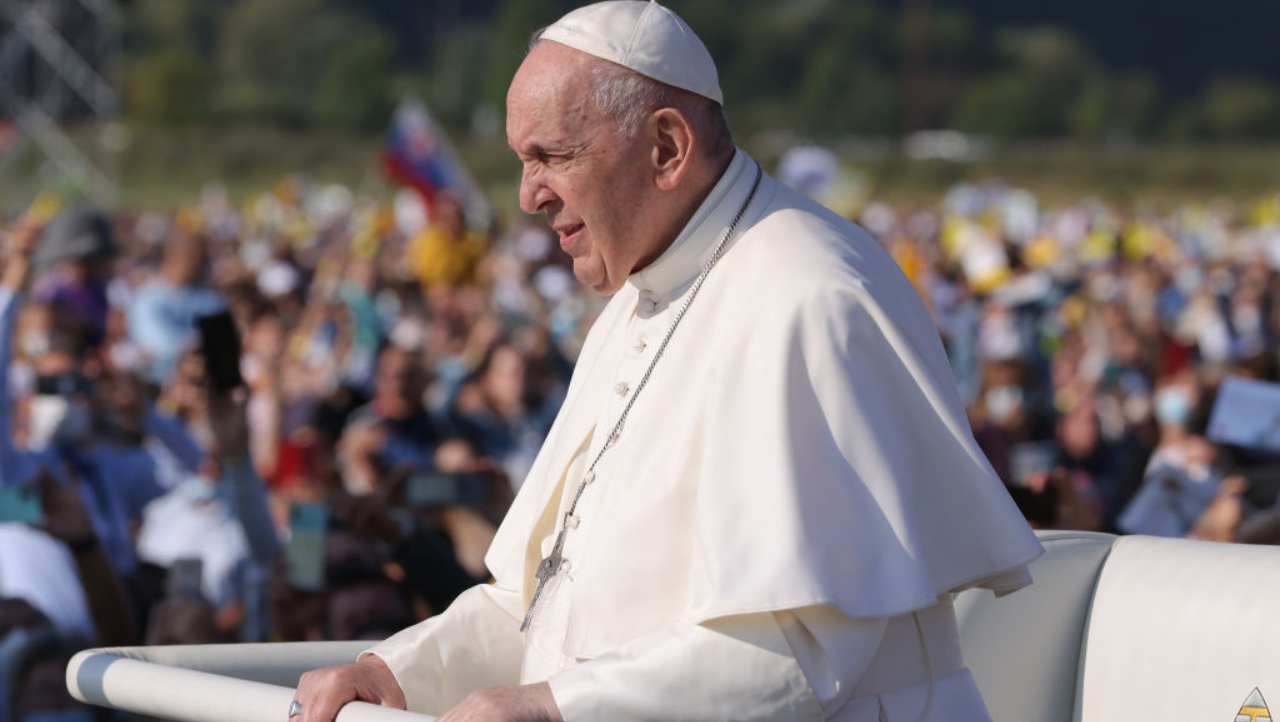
[584,161,763,475]
[521,161,763,631]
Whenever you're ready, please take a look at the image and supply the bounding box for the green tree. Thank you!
[1068,72,1162,140]
[734,0,900,135]
[1199,78,1280,139]
[951,73,1047,137]
[799,47,899,135]
[125,0,220,56]
[122,0,221,125]
[950,27,1096,137]
[126,48,214,125]
[218,0,394,130]
[412,24,495,131]
[928,8,978,67]
[485,0,562,111]
[312,30,396,130]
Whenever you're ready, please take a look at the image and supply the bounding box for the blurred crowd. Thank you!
[872,183,1280,541]
[3,169,1280,720]
[0,183,591,721]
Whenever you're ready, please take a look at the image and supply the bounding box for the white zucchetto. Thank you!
[538,1,724,105]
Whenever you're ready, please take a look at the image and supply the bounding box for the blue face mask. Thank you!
[1155,388,1192,427]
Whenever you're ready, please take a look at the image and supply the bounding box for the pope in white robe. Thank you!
[293,3,1043,721]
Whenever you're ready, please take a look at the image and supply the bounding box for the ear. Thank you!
[648,107,696,192]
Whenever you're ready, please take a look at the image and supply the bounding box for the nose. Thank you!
[519,167,556,216]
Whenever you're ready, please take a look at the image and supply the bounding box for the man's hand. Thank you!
[1,217,43,291]
[438,683,563,722]
[293,655,406,722]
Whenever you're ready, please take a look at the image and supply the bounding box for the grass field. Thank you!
[5,125,1280,216]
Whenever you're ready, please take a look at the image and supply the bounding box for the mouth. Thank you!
[555,222,586,253]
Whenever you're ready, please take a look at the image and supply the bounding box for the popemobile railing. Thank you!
[66,642,437,722]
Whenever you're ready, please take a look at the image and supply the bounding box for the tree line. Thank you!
[121,0,1280,142]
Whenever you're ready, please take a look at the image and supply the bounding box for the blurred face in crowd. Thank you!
[1153,373,1199,431]
[979,360,1027,433]
[483,344,527,412]
[435,198,465,237]
[163,235,208,286]
[506,41,723,294]
[374,347,424,416]
[1110,326,1143,368]
[97,371,148,437]
[247,314,285,362]
[1058,404,1100,459]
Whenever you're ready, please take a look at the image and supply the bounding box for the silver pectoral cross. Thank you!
[520,526,568,631]
[516,163,763,637]
[520,474,592,632]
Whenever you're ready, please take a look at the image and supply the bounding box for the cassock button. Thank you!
[633,338,648,354]
[614,381,630,397]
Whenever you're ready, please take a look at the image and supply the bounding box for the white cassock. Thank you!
[364,149,1044,721]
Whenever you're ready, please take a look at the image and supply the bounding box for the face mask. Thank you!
[1155,388,1192,427]
[985,385,1023,424]
[28,396,68,449]
[1233,305,1261,334]
[1174,267,1202,295]
[1087,274,1118,302]
[1127,290,1155,318]
[19,331,50,357]
[1125,393,1152,424]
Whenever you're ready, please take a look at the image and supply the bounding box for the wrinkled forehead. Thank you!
[506,41,604,149]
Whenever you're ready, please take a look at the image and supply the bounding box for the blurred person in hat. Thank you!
[30,207,117,349]
[293,3,1039,721]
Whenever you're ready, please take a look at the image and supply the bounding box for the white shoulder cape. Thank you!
[485,170,1043,656]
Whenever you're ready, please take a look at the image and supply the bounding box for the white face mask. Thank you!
[27,395,68,449]
[1175,267,1202,295]
[19,331,50,357]
[985,385,1024,424]
[1154,387,1192,427]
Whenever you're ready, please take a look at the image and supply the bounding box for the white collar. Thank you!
[627,148,753,304]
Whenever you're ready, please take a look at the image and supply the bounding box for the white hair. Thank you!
[588,61,669,139]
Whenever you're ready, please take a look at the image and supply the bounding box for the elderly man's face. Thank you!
[507,42,656,294]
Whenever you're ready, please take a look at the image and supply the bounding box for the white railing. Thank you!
[66,642,436,722]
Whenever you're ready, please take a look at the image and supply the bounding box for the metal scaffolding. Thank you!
[0,0,120,209]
